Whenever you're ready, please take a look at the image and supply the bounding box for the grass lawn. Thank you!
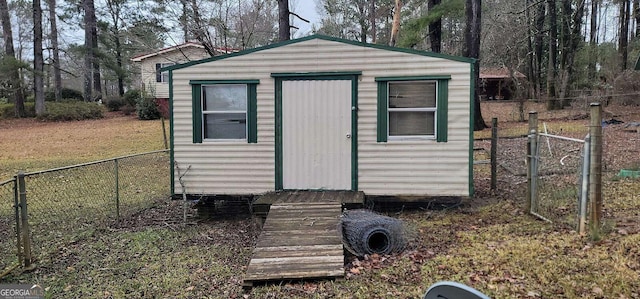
[1,104,640,298]
[0,112,168,178]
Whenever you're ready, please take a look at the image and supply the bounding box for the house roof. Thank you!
[130,42,236,62]
[480,67,526,79]
[161,35,475,72]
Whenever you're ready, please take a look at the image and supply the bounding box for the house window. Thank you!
[376,76,450,142]
[156,63,174,83]
[191,80,258,143]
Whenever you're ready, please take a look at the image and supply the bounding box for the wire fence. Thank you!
[1,150,170,272]
[473,119,590,231]
[0,178,19,272]
[532,133,589,230]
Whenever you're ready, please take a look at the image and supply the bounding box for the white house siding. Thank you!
[172,38,471,196]
[139,47,209,98]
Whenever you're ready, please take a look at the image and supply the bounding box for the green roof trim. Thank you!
[161,35,473,72]
[271,71,362,78]
[375,75,451,81]
[189,79,260,85]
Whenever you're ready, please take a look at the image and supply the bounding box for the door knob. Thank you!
[346,133,351,138]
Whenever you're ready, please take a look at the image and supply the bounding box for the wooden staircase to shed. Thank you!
[243,191,364,288]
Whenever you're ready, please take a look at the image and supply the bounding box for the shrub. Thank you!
[612,71,640,106]
[44,88,84,102]
[156,98,169,118]
[0,103,35,119]
[136,97,161,120]
[121,104,135,116]
[105,97,124,112]
[36,102,104,121]
[123,89,142,107]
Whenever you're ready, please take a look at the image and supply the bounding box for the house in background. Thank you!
[479,67,526,100]
[164,35,475,201]
[131,42,234,99]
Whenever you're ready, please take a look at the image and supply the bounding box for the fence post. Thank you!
[114,159,120,220]
[17,172,33,269]
[589,103,603,239]
[491,118,498,191]
[13,176,22,262]
[529,130,539,214]
[526,111,538,212]
[579,134,591,235]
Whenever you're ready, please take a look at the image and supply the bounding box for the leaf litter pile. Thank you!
[2,103,640,298]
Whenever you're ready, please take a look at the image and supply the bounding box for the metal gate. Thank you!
[528,131,591,233]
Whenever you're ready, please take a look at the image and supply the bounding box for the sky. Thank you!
[289,1,322,37]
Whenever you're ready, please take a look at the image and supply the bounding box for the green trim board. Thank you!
[376,81,388,142]
[191,84,202,143]
[374,75,452,81]
[375,76,450,143]
[468,63,476,196]
[351,78,359,191]
[272,71,362,78]
[273,72,360,191]
[189,80,260,85]
[161,35,473,73]
[169,71,175,196]
[190,81,259,143]
[436,80,449,142]
[274,78,283,190]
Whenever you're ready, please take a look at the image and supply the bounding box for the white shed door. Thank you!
[282,80,352,190]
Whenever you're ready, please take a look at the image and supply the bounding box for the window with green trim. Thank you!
[191,80,258,143]
[377,77,449,142]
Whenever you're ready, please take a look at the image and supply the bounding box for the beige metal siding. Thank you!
[282,80,352,190]
[172,38,471,196]
[138,47,209,98]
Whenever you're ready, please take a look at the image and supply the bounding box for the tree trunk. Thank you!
[180,0,189,42]
[278,0,290,41]
[428,0,442,53]
[46,0,61,102]
[389,0,402,46]
[619,0,630,71]
[464,0,486,131]
[91,4,101,101]
[589,0,598,80]
[0,0,25,117]
[557,0,584,107]
[525,0,533,98]
[634,0,639,37]
[534,1,545,99]
[189,0,215,56]
[546,0,560,110]
[34,0,46,115]
[370,0,376,43]
[116,36,124,96]
[357,0,368,42]
[83,0,93,102]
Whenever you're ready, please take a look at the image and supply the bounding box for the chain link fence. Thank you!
[1,150,169,272]
[1,178,19,272]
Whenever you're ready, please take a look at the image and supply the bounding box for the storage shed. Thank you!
[165,35,475,200]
